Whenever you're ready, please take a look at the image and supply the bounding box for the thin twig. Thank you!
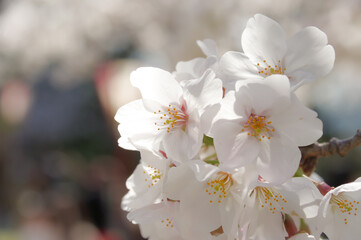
[299,129,361,176]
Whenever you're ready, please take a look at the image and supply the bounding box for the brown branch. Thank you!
[299,129,361,176]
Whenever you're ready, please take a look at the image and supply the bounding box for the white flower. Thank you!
[128,201,183,240]
[317,177,361,240]
[220,14,335,90]
[175,39,220,82]
[121,150,172,212]
[164,161,257,240]
[210,75,322,183]
[239,177,322,240]
[115,67,222,162]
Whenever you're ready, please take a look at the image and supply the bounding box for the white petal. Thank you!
[288,70,314,91]
[318,180,361,238]
[183,69,223,112]
[122,163,162,210]
[197,39,218,57]
[208,91,242,138]
[115,99,159,151]
[219,51,261,82]
[214,91,242,122]
[121,190,136,211]
[288,233,316,240]
[232,165,258,187]
[175,57,206,81]
[281,177,323,218]
[178,182,221,239]
[127,202,166,224]
[318,190,333,218]
[332,179,361,195]
[163,129,192,163]
[175,56,217,81]
[213,119,260,169]
[187,160,219,182]
[141,149,169,172]
[242,14,287,64]
[200,104,221,135]
[164,165,193,200]
[322,201,361,240]
[270,94,323,146]
[131,67,183,105]
[247,209,287,240]
[117,134,137,150]
[139,222,181,240]
[131,202,182,240]
[114,99,144,123]
[233,84,254,118]
[257,135,300,184]
[166,164,221,239]
[185,110,203,159]
[285,26,335,86]
[236,75,291,116]
[219,198,241,239]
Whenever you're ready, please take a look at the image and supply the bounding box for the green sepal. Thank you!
[202,135,214,146]
[293,168,304,177]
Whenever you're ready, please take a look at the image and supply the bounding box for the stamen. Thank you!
[330,193,359,224]
[241,114,274,141]
[143,165,163,188]
[255,187,287,214]
[160,218,174,228]
[256,59,285,77]
[154,104,188,133]
[205,172,233,204]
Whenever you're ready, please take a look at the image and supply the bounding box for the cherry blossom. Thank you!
[115,67,222,162]
[121,150,172,212]
[164,161,257,240]
[317,177,361,240]
[113,13,356,240]
[210,75,322,183]
[220,14,335,90]
[128,201,183,240]
[238,177,322,240]
[175,39,220,82]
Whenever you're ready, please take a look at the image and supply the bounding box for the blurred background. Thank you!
[0,0,360,239]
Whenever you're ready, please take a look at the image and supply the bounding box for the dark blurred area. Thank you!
[0,63,143,239]
[0,0,360,239]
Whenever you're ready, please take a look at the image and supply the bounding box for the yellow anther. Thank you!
[154,104,188,133]
[206,172,233,204]
[256,60,285,76]
[242,114,274,139]
[255,187,287,214]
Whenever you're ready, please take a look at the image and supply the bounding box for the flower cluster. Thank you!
[115,14,361,240]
